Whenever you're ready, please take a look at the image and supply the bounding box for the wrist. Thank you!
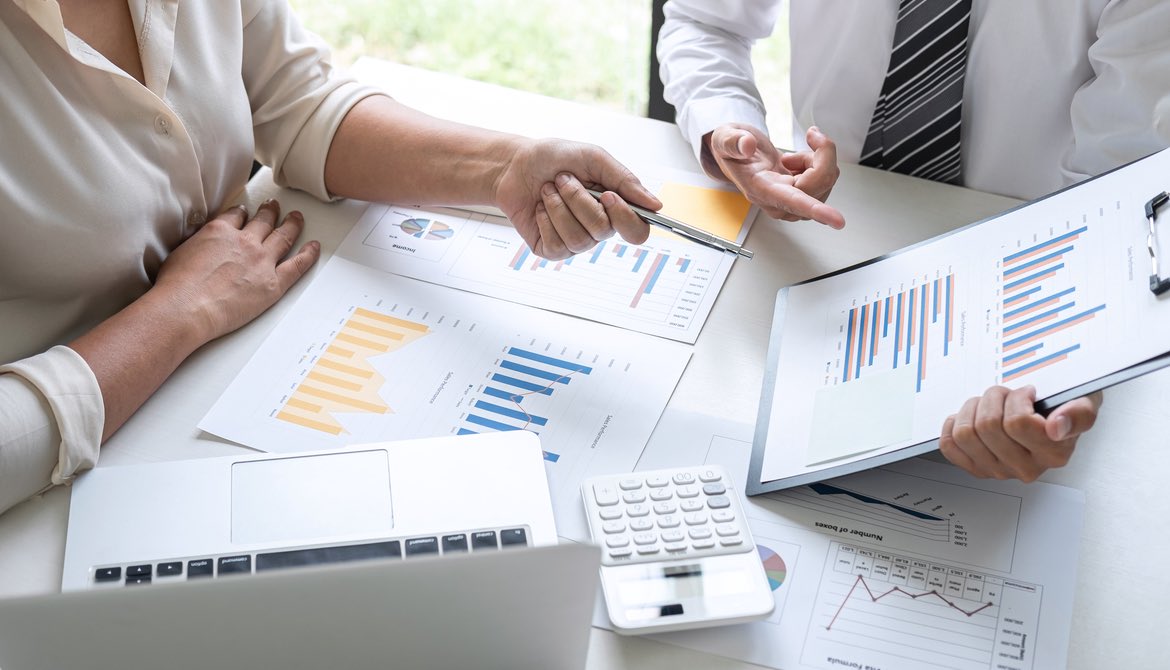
[140,283,217,354]
[699,132,731,183]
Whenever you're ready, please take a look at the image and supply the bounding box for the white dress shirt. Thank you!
[0,0,381,514]
[658,0,1170,201]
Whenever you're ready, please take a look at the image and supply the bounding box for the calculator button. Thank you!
[702,482,727,496]
[649,488,673,501]
[692,538,715,549]
[630,518,654,532]
[720,536,744,547]
[619,478,643,491]
[609,546,633,559]
[646,475,670,488]
[661,530,685,543]
[698,469,722,483]
[602,521,626,534]
[712,510,735,524]
[671,472,696,485]
[593,483,619,506]
[664,542,687,553]
[706,495,731,509]
[716,524,740,537]
[688,528,712,540]
[657,515,681,529]
[626,504,650,517]
[636,545,661,556]
[652,502,677,515]
[622,491,647,504]
[606,535,630,549]
[633,532,657,546]
[680,499,704,512]
[684,512,708,526]
[676,485,700,498]
[599,508,623,521]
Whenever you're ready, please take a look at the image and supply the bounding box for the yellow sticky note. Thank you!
[656,183,752,242]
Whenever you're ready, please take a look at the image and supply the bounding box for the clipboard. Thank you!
[747,149,1170,495]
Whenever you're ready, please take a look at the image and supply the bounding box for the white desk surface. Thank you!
[0,60,1162,668]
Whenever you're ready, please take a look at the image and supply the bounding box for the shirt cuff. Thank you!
[277,82,388,202]
[0,345,104,485]
[677,95,770,165]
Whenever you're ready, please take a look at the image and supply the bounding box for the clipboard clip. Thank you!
[1145,191,1170,296]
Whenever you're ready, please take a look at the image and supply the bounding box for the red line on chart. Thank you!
[825,574,995,631]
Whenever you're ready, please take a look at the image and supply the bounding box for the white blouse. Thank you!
[659,0,1170,201]
[0,0,381,513]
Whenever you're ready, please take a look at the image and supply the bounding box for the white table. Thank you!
[0,60,1162,668]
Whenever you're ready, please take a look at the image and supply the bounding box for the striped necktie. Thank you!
[859,0,972,184]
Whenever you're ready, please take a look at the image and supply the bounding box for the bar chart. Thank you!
[506,239,697,309]
[456,347,595,462]
[275,308,430,435]
[997,226,1105,383]
[840,273,956,393]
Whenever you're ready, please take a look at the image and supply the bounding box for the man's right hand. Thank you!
[701,123,845,229]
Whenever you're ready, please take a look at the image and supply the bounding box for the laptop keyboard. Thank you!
[90,525,529,587]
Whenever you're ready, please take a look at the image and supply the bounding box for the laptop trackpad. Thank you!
[231,450,394,545]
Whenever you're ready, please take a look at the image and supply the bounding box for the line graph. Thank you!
[826,572,994,630]
[803,542,1041,670]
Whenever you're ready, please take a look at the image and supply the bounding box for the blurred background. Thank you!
[289,0,793,149]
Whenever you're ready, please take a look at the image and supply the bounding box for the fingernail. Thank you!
[541,183,556,197]
[555,173,571,187]
[289,210,304,221]
[600,191,617,207]
[1053,414,1072,440]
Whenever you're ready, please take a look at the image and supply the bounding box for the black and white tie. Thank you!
[859,0,972,184]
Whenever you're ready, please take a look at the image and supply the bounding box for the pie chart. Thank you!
[399,218,454,241]
[757,544,787,591]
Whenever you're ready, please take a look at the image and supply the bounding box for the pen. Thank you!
[586,189,754,259]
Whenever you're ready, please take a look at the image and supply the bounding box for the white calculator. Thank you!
[581,465,775,634]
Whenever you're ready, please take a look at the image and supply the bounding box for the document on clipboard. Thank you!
[748,148,1170,494]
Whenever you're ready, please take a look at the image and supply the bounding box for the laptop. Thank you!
[60,431,560,590]
[0,543,600,670]
[0,432,601,669]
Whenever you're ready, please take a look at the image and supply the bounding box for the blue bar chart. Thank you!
[998,226,1105,383]
[456,347,595,462]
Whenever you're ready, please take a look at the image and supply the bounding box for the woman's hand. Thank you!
[154,200,320,342]
[493,139,663,260]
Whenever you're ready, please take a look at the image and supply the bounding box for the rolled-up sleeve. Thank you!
[0,346,103,515]
[241,0,386,201]
[1063,0,1170,185]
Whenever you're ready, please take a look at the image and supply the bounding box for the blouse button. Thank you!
[154,115,171,136]
[187,210,206,228]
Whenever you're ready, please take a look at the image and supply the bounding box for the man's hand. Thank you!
[494,139,662,260]
[939,385,1103,482]
[702,123,845,229]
